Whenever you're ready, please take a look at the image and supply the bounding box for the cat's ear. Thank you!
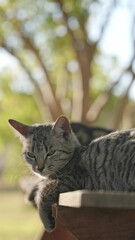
[8,119,33,139]
[52,115,71,140]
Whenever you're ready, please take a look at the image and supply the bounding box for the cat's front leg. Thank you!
[36,179,59,232]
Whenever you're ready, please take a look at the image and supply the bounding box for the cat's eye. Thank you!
[27,152,36,159]
[47,150,56,157]
[51,150,56,155]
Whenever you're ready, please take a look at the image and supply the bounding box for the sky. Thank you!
[100,5,133,66]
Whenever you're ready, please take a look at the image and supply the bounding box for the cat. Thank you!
[8,115,135,232]
[19,122,113,207]
[70,122,112,145]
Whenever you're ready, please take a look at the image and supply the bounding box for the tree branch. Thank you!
[113,14,135,129]
[6,15,64,120]
[87,9,135,124]
[1,43,51,120]
[19,32,64,119]
[56,0,117,123]
[56,0,93,122]
[1,43,63,120]
[113,77,135,129]
[86,78,121,122]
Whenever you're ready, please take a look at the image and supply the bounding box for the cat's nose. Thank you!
[37,166,44,172]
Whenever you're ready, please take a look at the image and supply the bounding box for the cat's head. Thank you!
[8,115,80,178]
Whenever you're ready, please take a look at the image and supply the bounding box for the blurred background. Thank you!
[0,0,135,239]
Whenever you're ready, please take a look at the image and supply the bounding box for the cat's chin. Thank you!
[34,172,47,179]
[34,170,56,179]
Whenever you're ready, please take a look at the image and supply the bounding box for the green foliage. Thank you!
[0,77,41,143]
[0,71,42,183]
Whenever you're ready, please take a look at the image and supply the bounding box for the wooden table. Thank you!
[39,190,135,240]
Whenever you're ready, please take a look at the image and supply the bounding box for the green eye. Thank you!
[47,150,56,157]
[27,152,35,158]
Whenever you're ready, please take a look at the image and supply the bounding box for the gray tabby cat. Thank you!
[19,122,112,206]
[8,116,135,232]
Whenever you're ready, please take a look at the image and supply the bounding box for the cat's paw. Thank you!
[44,217,56,232]
[39,207,56,232]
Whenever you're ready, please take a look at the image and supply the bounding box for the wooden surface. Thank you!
[40,190,135,240]
[59,190,135,209]
[40,225,77,240]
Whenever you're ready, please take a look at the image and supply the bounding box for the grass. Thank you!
[0,190,43,240]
